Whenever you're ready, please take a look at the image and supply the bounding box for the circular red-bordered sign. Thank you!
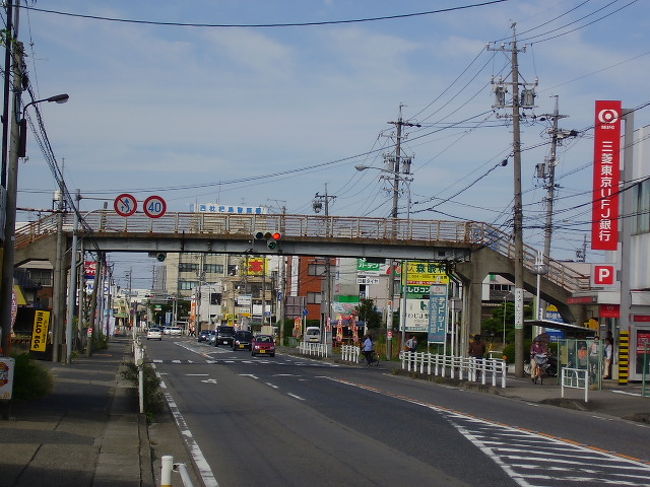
[143,195,167,219]
[114,193,137,217]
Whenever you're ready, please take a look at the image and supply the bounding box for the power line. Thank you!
[20,1,509,28]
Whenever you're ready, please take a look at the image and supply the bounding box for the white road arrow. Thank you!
[200,378,218,384]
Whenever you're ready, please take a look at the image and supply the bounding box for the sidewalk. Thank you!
[0,337,153,487]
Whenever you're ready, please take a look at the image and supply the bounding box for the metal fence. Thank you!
[297,341,328,358]
[561,367,589,403]
[340,345,360,364]
[400,352,507,388]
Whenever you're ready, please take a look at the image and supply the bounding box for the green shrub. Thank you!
[11,353,53,400]
[121,361,165,419]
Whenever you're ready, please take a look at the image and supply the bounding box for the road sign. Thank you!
[143,195,167,218]
[114,193,137,217]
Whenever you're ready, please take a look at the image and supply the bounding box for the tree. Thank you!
[355,298,382,330]
[482,301,533,346]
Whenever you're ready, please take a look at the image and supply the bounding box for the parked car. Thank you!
[146,327,163,340]
[215,325,235,347]
[305,326,322,343]
[232,330,254,351]
[198,329,213,342]
[165,326,183,336]
[251,335,275,357]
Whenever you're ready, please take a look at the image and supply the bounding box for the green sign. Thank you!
[357,258,382,273]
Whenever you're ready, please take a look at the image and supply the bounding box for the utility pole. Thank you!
[0,5,20,355]
[489,24,536,377]
[313,185,336,347]
[385,105,420,358]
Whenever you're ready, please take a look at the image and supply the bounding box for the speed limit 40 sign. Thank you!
[143,195,167,218]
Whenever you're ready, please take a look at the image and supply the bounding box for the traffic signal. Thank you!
[156,253,166,262]
[265,232,281,250]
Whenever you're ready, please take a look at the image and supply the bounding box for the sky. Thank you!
[11,0,650,288]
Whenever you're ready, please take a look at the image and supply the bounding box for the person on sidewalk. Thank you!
[362,334,377,366]
[603,337,613,379]
[468,334,486,360]
[406,335,418,353]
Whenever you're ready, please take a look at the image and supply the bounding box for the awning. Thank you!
[524,319,593,335]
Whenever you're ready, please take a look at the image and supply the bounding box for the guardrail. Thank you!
[561,367,589,403]
[340,345,360,364]
[15,210,590,292]
[401,352,507,388]
[297,341,328,358]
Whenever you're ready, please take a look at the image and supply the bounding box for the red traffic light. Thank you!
[271,232,281,240]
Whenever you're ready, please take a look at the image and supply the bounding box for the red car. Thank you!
[251,335,275,357]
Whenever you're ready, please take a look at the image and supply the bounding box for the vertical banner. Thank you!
[0,358,15,400]
[591,100,622,250]
[428,283,449,343]
[30,310,50,352]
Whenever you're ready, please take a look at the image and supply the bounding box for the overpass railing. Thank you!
[14,210,590,292]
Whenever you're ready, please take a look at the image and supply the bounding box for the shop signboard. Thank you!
[428,283,449,343]
[0,358,15,400]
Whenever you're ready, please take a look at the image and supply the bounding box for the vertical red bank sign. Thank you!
[591,100,622,251]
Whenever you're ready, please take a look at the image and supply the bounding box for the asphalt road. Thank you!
[146,337,650,487]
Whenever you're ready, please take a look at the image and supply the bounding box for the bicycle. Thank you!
[364,350,380,367]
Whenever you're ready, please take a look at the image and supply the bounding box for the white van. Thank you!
[305,327,321,343]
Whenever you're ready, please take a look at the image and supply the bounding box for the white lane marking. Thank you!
[324,377,650,486]
[153,366,168,389]
[265,382,279,389]
[163,392,219,487]
[201,378,218,384]
[239,373,259,380]
[186,373,209,376]
[287,393,305,401]
[273,373,299,377]
[172,360,181,364]
[612,389,644,397]
[153,359,163,363]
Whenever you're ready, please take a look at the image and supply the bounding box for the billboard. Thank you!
[591,100,622,251]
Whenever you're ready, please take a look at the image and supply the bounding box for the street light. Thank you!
[355,164,414,353]
[355,165,413,220]
[18,94,69,157]
[0,92,69,357]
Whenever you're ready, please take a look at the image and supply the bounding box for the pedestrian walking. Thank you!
[362,334,377,366]
[603,337,613,379]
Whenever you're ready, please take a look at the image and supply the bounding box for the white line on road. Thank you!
[186,373,209,376]
[239,373,259,380]
[265,382,279,389]
[287,393,305,401]
[164,392,219,487]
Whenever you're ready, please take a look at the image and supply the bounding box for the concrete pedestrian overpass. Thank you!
[15,210,592,336]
